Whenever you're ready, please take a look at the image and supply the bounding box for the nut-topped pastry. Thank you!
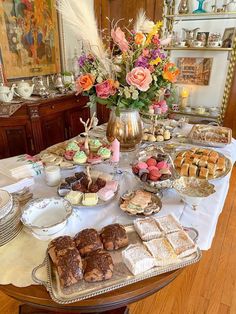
[48,236,76,265]
[56,248,83,288]
[83,249,114,282]
[100,224,128,251]
[74,228,103,257]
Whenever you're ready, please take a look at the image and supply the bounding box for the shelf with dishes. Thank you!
[165,47,233,51]
[165,12,236,20]
[169,110,218,119]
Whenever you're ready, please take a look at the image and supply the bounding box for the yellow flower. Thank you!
[150,57,162,65]
[145,21,163,46]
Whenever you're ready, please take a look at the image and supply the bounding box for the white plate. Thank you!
[0,190,12,219]
[21,197,73,237]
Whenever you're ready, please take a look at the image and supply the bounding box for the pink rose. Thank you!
[95,79,116,99]
[126,67,152,92]
[159,100,168,113]
[111,27,129,52]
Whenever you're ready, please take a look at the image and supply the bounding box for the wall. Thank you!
[61,0,94,73]
[170,0,236,110]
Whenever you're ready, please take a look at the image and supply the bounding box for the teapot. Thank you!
[32,76,49,97]
[16,80,34,99]
[0,84,15,103]
[51,73,64,89]
[182,28,200,47]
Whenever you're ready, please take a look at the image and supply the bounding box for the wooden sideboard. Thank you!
[0,94,90,159]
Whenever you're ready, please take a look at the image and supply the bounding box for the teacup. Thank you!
[192,41,205,47]
[195,107,206,114]
[179,41,187,47]
[184,107,191,113]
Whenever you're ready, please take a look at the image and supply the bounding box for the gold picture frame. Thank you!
[0,0,61,79]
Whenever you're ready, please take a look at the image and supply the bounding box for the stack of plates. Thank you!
[0,190,13,219]
[0,198,23,247]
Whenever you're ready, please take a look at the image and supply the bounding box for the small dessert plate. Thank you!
[120,189,162,216]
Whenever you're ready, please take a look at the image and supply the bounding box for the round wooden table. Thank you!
[0,269,181,314]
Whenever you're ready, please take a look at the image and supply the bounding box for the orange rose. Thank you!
[163,63,180,83]
[135,32,146,45]
[76,74,95,92]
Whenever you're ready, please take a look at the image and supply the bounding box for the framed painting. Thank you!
[0,0,61,79]
[176,57,213,86]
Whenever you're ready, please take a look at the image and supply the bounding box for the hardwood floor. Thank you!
[0,166,236,314]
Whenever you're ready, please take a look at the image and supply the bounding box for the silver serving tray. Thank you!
[174,149,232,181]
[188,125,232,148]
[32,226,201,304]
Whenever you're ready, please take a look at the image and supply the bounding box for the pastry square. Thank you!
[64,191,83,205]
[144,238,179,266]
[122,244,155,275]
[105,180,119,192]
[180,163,189,176]
[134,217,162,241]
[82,193,98,206]
[98,173,113,182]
[166,230,196,258]
[155,214,182,234]
[199,167,209,179]
[98,187,114,201]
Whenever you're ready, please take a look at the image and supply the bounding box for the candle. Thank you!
[111,138,120,163]
[181,88,189,98]
[44,165,61,186]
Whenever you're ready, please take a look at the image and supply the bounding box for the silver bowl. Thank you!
[173,177,215,208]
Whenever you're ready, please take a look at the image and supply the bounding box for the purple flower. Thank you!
[78,54,94,67]
[135,56,149,68]
[151,49,159,60]
[78,55,87,67]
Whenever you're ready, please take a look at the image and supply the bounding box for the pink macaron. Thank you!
[149,168,161,181]
[156,161,169,170]
[137,162,148,170]
[146,158,157,167]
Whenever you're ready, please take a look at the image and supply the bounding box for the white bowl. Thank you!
[21,197,73,237]
[0,190,13,219]
[173,177,215,208]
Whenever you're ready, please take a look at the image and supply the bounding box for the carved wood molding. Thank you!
[28,106,40,119]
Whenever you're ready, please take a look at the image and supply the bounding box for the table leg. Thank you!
[19,304,129,314]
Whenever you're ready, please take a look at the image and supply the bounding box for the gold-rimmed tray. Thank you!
[174,149,232,180]
[32,225,201,304]
[119,189,162,216]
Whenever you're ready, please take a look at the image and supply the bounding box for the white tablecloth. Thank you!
[0,124,235,287]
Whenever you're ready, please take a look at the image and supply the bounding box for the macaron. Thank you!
[149,169,161,181]
[146,158,157,167]
[138,168,149,178]
[132,165,139,174]
[137,162,148,170]
[156,161,169,170]
[148,165,158,171]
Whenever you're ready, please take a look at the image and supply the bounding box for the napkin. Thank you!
[0,154,43,179]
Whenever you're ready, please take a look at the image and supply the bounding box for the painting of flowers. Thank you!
[0,0,61,79]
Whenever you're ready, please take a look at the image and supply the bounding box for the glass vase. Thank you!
[106,108,143,152]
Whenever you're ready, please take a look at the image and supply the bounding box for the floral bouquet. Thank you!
[58,2,179,116]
